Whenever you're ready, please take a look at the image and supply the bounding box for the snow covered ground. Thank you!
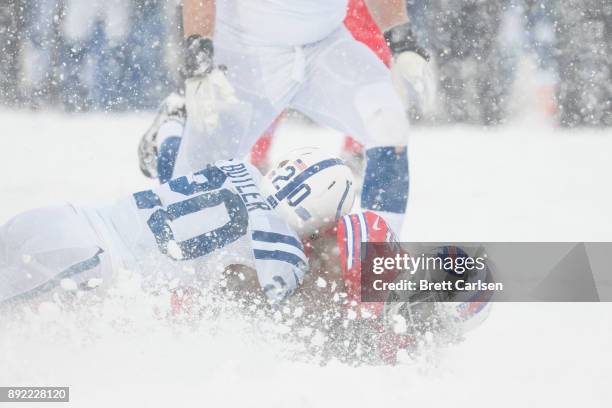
[1,110,611,407]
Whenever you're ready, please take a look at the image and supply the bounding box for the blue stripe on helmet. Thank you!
[270,158,344,202]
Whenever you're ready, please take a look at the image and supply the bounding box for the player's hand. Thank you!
[391,51,435,118]
[384,23,435,118]
[184,35,215,78]
[183,35,238,132]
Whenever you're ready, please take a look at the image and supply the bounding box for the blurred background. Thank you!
[0,0,610,127]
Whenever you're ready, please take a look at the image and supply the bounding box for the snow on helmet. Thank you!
[260,147,356,237]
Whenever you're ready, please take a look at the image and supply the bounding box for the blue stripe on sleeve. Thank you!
[253,249,306,269]
[252,230,304,251]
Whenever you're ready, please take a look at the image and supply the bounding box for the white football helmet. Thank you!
[260,147,356,237]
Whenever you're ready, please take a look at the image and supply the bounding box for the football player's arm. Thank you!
[365,0,433,114]
[255,257,308,305]
[183,0,215,38]
[223,265,263,299]
[363,0,409,31]
[182,0,216,77]
[181,0,236,140]
[364,0,428,60]
[250,229,308,304]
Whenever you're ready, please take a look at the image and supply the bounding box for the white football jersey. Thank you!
[104,160,307,302]
[216,0,349,46]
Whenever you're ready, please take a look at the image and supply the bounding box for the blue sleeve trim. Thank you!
[253,249,306,269]
[252,230,304,251]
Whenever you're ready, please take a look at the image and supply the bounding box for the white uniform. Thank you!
[174,1,410,177]
[0,161,307,304]
[216,0,349,46]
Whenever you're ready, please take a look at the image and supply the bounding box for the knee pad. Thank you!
[361,146,409,214]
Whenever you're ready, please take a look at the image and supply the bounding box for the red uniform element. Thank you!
[336,211,400,316]
[248,0,392,169]
[249,116,283,170]
[342,135,365,156]
[170,287,201,316]
[336,211,416,363]
[344,0,392,67]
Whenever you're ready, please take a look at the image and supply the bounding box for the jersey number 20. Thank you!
[134,167,249,261]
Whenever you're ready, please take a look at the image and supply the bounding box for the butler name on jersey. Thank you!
[0,152,356,306]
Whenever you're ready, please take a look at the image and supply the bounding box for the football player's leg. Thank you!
[157,120,184,184]
[292,29,410,234]
[0,205,109,305]
[141,96,281,183]
[173,45,298,177]
[247,1,392,176]
[138,94,187,182]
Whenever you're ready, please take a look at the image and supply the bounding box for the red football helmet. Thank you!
[336,211,402,317]
[334,213,493,363]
